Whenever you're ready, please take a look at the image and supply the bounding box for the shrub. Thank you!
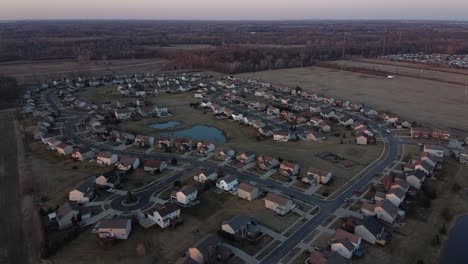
[441,208,453,221]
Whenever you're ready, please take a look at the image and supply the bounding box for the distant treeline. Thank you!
[1,20,468,73]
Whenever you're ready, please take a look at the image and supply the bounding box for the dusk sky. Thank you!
[2,0,468,20]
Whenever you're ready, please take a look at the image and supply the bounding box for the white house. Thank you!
[216,175,239,192]
[405,170,426,189]
[306,167,333,184]
[172,185,198,206]
[237,182,260,201]
[71,147,94,161]
[143,159,167,173]
[354,217,387,245]
[273,131,291,142]
[385,188,406,207]
[95,171,121,188]
[423,145,445,158]
[98,218,132,240]
[329,229,362,259]
[147,203,180,229]
[114,110,133,120]
[236,151,256,164]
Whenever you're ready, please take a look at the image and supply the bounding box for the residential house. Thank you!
[95,171,121,188]
[385,188,406,207]
[257,155,279,171]
[279,161,300,177]
[98,218,132,240]
[264,193,295,216]
[114,110,133,120]
[117,156,140,171]
[216,149,235,161]
[147,203,180,229]
[172,185,198,206]
[432,129,450,141]
[71,147,94,161]
[354,217,388,245]
[55,202,79,228]
[329,229,362,259]
[414,160,435,175]
[56,143,73,155]
[174,138,193,152]
[320,109,335,119]
[304,131,327,143]
[410,127,430,139]
[157,138,173,149]
[196,141,215,154]
[390,179,410,193]
[96,152,118,166]
[135,135,155,147]
[273,131,291,142]
[180,235,233,264]
[69,177,95,203]
[193,168,218,183]
[216,175,239,192]
[305,167,333,184]
[210,103,225,114]
[423,145,445,158]
[46,137,62,150]
[405,170,426,189]
[237,182,260,201]
[319,121,332,133]
[308,250,350,264]
[236,151,256,164]
[356,133,374,145]
[258,126,275,137]
[143,159,167,173]
[221,214,260,240]
[339,116,354,126]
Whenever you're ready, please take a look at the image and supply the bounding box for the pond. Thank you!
[440,215,468,264]
[149,121,181,129]
[161,125,227,143]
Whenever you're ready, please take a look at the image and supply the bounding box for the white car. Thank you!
[386,130,391,134]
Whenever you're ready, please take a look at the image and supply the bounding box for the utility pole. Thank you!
[465,81,468,105]
[342,32,346,59]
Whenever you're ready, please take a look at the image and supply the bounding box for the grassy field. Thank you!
[355,159,468,264]
[238,65,468,134]
[50,191,297,263]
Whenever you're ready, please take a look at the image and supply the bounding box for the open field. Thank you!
[327,59,468,85]
[50,191,299,263]
[0,58,168,84]
[239,65,468,134]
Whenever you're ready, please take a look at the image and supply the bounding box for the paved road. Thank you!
[46,90,399,263]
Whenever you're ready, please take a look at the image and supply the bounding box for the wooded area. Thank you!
[1,20,468,73]
[0,76,23,109]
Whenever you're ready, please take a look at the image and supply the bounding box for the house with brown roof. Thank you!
[308,250,350,264]
[329,229,362,259]
[279,161,300,177]
[179,235,233,264]
[264,193,295,216]
[147,203,180,229]
[71,147,94,161]
[116,156,140,171]
[305,167,333,184]
[135,135,155,147]
[69,177,95,203]
[237,182,260,201]
[236,151,256,164]
[96,151,118,166]
[257,155,279,171]
[410,127,430,139]
[98,218,132,240]
[55,202,79,228]
[143,159,167,173]
[174,138,193,152]
[432,129,450,141]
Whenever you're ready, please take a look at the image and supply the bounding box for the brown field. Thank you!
[0,58,168,84]
[328,59,468,85]
[239,65,468,134]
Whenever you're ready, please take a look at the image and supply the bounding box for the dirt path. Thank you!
[0,109,38,264]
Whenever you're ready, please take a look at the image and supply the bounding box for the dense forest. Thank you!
[1,20,468,73]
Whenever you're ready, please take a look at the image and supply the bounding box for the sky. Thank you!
[1,0,468,21]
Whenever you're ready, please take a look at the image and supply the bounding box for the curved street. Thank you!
[46,90,400,263]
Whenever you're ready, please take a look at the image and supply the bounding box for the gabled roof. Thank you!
[97,151,114,159]
[180,185,197,196]
[357,216,384,237]
[222,214,253,231]
[238,182,256,193]
[56,202,78,220]
[388,188,406,199]
[405,169,426,180]
[218,175,237,184]
[98,218,130,229]
[144,159,165,168]
[375,199,398,218]
[75,177,95,193]
[265,193,289,206]
[330,228,360,245]
[152,203,179,217]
